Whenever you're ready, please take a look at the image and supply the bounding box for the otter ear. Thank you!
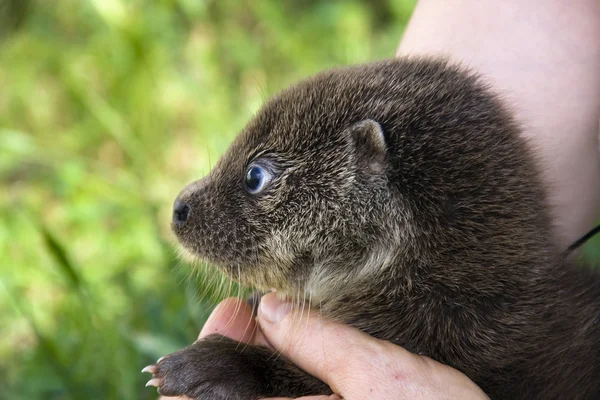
[348,119,387,172]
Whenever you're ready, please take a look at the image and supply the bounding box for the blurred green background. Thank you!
[0,0,418,398]
[2,1,599,399]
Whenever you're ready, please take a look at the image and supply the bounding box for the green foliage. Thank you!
[0,0,417,398]
[3,1,598,399]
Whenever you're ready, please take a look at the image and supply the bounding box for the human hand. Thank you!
[163,294,488,400]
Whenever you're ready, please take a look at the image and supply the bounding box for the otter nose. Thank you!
[173,200,190,224]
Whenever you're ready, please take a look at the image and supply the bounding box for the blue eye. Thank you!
[245,164,271,194]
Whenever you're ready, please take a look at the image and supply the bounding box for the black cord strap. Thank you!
[562,224,600,259]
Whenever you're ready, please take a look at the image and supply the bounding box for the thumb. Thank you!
[256,293,415,394]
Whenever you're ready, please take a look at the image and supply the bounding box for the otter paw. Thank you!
[142,335,267,400]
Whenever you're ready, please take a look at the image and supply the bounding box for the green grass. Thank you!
[0,1,417,398]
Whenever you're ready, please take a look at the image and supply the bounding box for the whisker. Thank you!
[297,288,307,342]
[236,293,257,352]
[299,290,311,347]
[273,289,301,361]
[221,265,243,335]
[196,262,211,304]
[205,263,220,304]
[225,267,234,300]
[216,269,228,301]
[239,317,259,354]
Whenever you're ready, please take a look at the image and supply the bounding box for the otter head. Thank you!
[171,73,405,299]
[172,59,548,303]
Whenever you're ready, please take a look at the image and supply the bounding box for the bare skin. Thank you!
[398,0,600,248]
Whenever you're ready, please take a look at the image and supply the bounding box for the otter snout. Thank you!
[172,200,191,225]
[172,179,205,226]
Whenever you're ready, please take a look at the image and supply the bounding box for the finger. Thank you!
[199,297,271,347]
[257,293,416,391]
[199,297,257,342]
[263,396,341,400]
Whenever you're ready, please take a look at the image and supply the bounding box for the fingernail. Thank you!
[259,293,292,323]
[246,291,263,315]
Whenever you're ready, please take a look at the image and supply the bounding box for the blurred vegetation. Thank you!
[0,0,418,398]
[2,1,599,399]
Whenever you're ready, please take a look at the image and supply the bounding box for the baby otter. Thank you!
[146,58,600,399]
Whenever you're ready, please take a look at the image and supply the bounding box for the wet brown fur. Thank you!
[153,58,600,399]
